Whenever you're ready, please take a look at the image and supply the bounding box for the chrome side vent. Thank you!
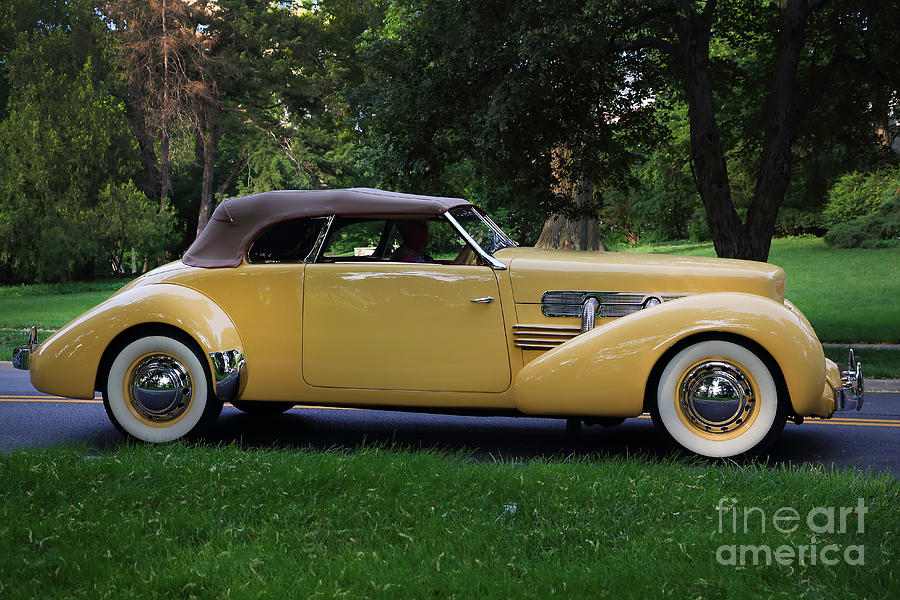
[513,324,581,350]
[542,291,688,319]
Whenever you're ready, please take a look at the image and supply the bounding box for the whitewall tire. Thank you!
[103,335,222,442]
[653,340,786,458]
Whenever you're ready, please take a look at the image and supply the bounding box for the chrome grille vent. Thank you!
[513,325,581,351]
[542,291,688,319]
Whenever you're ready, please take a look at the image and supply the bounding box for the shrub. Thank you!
[687,207,712,242]
[824,194,900,248]
[774,207,827,237]
[823,166,900,225]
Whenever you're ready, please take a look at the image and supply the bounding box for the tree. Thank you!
[352,0,647,246]
[614,0,900,260]
[190,1,329,236]
[105,0,210,208]
[0,5,175,282]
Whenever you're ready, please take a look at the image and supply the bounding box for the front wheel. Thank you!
[651,340,787,458]
[103,335,223,442]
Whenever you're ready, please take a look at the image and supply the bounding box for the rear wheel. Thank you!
[652,340,787,458]
[102,335,222,442]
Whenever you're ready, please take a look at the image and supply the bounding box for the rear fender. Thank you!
[30,283,242,399]
[513,293,826,417]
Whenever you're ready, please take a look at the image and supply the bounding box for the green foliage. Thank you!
[774,207,827,237]
[88,181,178,272]
[2,0,900,277]
[0,53,141,281]
[823,166,900,225]
[594,101,702,245]
[824,194,900,249]
[0,2,170,283]
[352,0,647,223]
[234,127,363,197]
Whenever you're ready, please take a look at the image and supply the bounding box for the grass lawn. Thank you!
[0,279,131,329]
[617,237,900,344]
[823,346,900,380]
[0,444,895,599]
[0,279,132,360]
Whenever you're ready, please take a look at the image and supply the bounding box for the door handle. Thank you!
[470,296,494,303]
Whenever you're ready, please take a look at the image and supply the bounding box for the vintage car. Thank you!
[13,188,864,457]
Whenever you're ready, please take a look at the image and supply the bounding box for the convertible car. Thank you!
[13,188,864,457]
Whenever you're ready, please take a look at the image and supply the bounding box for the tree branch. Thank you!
[217,148,249,195]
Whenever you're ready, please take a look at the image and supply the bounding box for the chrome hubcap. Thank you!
[128,354,193,423]
[679,361,754,434]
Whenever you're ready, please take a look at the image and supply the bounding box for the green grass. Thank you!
[0,444,895,599]
[618,237,900,344]
[823,346,900,380]
[0,279,132,329]
[0,328,55,362]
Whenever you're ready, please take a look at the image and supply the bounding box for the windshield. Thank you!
[447,206,517,255]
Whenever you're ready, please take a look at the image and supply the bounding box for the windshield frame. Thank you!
[444,206,518,270]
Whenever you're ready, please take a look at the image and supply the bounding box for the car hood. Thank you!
[495,248,786,304]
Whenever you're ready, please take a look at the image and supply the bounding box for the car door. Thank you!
[301,218,511,393]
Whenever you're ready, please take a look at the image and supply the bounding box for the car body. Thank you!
[14,188,864,457]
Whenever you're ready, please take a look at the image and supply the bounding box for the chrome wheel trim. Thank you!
[678,361,755,435]
[105,336,211,442]
[656,340,779,458]
[128,354,193,424]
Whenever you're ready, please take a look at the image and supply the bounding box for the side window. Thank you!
[387,217,478,264]
[247,217,327,264]
[321,218,390,259]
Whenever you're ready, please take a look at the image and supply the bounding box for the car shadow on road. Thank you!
[63,407,875,472]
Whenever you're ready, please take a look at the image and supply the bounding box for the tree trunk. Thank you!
[196,112,220,237]
[745,0,813,262]
[160,132,172,207]
[674,1,755,260]
[673,0,821,262]
[535,179,606,251]
[159,0,172,208]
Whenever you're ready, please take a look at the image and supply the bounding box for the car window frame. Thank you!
[308,211,507,270]
[244,215,333,265]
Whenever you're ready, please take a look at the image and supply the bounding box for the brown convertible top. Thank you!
[182,188,472,268]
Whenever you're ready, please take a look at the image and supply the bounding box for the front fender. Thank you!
[513,293,827,417]
[30,283,243,399]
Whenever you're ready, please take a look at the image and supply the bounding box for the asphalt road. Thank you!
[1,369,898,475]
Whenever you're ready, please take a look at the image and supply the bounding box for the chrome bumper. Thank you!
[12,327,39,371]
[834,349,864,412]
[209,349,246,403]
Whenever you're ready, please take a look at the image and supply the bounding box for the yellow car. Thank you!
[13,188,864,457]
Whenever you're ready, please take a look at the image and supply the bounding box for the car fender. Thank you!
[513,293,826,417]
[30,283,243,399]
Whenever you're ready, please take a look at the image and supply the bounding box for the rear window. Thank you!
[247,217,328,264]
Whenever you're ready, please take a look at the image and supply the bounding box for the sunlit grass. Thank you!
[618,237,900,344]
[0,279,131,329]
